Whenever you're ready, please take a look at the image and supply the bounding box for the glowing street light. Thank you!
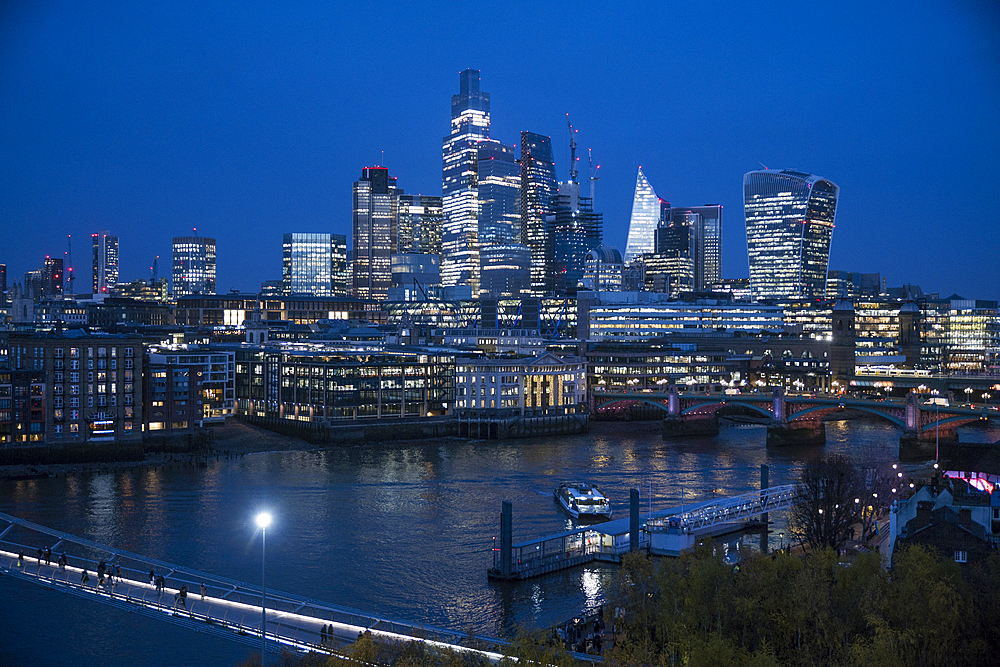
[256,511,273,665]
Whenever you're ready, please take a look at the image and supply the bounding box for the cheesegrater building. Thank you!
[743,170,839,302]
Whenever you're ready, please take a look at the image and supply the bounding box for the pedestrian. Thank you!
[116,565,122,581]
[149,569,155,585]
[155,574,164,594]
[320,625,327,647]
[37,546,43,562]
[200,583,207,600]
[44,547,52,565]
[97,560,106,580]
[17,552,24,567]
[175,584,187,609]
[59,553,67,570]
[81,569,90,584]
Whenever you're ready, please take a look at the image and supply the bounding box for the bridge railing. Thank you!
[647,485,800,533]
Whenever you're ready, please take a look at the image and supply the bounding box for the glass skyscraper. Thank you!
[743,170,839,301]
[520,131,557,294]
[549,181,602,294]
[91,231,119,294]
[331,233,348,297]
[282,233,333,296]
[397,194,443,256]
[353,166,398,301]
[662,204,722,292]
[477,140,521,247]
[172,235,216,297]
[623,168,658,263]
[442,69,490,293]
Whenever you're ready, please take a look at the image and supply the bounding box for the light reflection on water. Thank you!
[0,420,997,666]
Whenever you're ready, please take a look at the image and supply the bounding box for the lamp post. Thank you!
[256,512,272,666]
[932,389,940,463]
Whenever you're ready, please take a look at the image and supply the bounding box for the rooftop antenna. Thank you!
[588,148,601,204]
[758,161,769,170]
[65,234,75,298]
[566,114,579,183]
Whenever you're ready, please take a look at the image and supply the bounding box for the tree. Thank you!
[791,455,863,551]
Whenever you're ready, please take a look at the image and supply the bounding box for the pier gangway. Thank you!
[0,511,525,662]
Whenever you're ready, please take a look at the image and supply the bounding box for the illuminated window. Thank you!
[954,551,967,563]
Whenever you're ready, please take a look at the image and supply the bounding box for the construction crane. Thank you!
[588,148,601,204]
[64,234,75,297]
[566,113,579,183]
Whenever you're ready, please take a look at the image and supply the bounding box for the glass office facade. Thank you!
[172,235,216,297]
[282,233,333,296]
[520,131,557,294]
[744,170,838,301]
[353,167,397,301]
[623,168,659,263]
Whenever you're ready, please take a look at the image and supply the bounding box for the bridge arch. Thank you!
[680,400,774,419]
[788,404,906,428]
[594,397,671,414]
[920,415,986,433]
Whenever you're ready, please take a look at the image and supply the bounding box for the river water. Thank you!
[2,419,996,666]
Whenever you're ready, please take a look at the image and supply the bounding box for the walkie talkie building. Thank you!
[743,170,839,301]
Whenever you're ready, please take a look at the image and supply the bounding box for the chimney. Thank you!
[959,508,973,528]
[916,501,933,523]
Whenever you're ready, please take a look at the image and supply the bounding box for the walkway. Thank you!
[0,511,511,661]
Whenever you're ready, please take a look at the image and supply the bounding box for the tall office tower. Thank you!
[744,170,839,301]
[331,234,348,297]
[520,131,558,294]
[353,166,398,301]
[659,204,723,291]
[41,256,64,298]
[477,140,521,246]
[172,235,217,297]
[442,69,490,293]
[0,264,6,306]
[623,168,659,263]
[653,214,695,296]
[480,244,531,298]
[549,181,603,294]
[282,233,333,296]
[398,195,444,255]
[91,231,119,294]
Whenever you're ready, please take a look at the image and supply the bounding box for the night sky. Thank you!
[2,1,998,300]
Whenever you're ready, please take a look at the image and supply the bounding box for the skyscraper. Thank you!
[172,235,217,297]
[91,231,119,294]
[520,131,557,294]
[623,168,658,264]
[0,264,6,307]
[658,204,723,292]
[442,69,490,293]
[41,256,63,298]
[282,233,333,296]
[549,181,602,294]
[397,195,444,256]
[331,233,348,297]
[477,140,521,247]
[744,170,839,301]
[352,166,398,301]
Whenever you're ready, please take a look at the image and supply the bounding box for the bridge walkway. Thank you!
[0,511,512,662]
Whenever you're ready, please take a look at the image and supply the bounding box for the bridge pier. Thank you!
[766,420,825,446]
[663,414,720,438]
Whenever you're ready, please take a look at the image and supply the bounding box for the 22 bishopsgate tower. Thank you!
[743,170,839,302]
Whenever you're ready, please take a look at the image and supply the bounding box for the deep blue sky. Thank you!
[2,1,998,299]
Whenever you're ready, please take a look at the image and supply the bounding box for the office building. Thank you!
[352,166,398,301]
[0,263,6,307]
[442,69,491,294]
[826,270,881,300]
[520,131,558,294]
[549,181,602,294]
[41,256,64,299]
[283,233,333,296]
[665,204,722,291]
[744,169,839,301]
[331,233,349,297]
[454,352,586,416]
[480,244,531,298]
[91,231,119,294]
[145,344,235,434]
[624,168,659,263]
[477,141,521,246]
[172,235,217,297]
[391,254,440,289]
[581,245,624,292]
[397,195,443,256]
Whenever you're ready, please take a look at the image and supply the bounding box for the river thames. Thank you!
[2,419,996,666]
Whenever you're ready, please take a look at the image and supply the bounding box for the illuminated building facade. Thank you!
[331,234,348,297]
[623,168,658,263]
[549,182,602,295]
[744,170,839,301]
[442,69,490,294]
[663,204,722,291]
[477,141,521,247]
[92,231,119,295]
[282,233,333,296]
[581,245,624,292]
[826,270,881,300]
[352,167,398,301]
[144,344,235,434]
[172,235,216,297]
[520,131,557,294]
[480,244,531,298]
[41,256,64,299]
[174,294,382,327]
[0,331,143,444]
[454,352,586,416]
[397,195,443,256]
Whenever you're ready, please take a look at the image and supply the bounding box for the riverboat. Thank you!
[554,482,612,520]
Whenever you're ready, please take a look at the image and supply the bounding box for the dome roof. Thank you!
[832,299,854,312]
[899,301,920,313]
[586,244,623,264]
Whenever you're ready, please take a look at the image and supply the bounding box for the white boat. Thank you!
[554,482,612,520]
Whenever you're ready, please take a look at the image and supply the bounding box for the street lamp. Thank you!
[779,532,784,551]
[965,387,973,405]
[256,512,273,666]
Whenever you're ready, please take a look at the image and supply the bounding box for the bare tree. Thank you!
[791,455,863,551]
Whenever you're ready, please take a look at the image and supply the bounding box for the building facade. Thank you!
[352,167,398,301]
[479,244,531,298]
[172,235,217,297]
[454,352,586,416]
[744,170,839,301]
[0,332,143,445]
[549,182,602,295]
[397,195,443,256]
[283,233,333,296]
[92,231,119,295]
[331,233,349,297]
[477,140,521,247]
[623,167,659,264]
[520,131,558,295]
[144,345,234,434]
[174,294,383,327]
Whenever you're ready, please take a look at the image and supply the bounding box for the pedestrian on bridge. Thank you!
[155,574,165,594]
[116,565,122,582]
[200,583,207,600]
[81,569,90,585]
[148,569,154,585]
[174,584,187,609]
[17,551,24,567]
[58,553,67,570]
[36,546,43,562]
[44,547,51,565]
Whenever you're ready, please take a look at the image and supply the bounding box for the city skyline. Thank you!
[1,2,998,300]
